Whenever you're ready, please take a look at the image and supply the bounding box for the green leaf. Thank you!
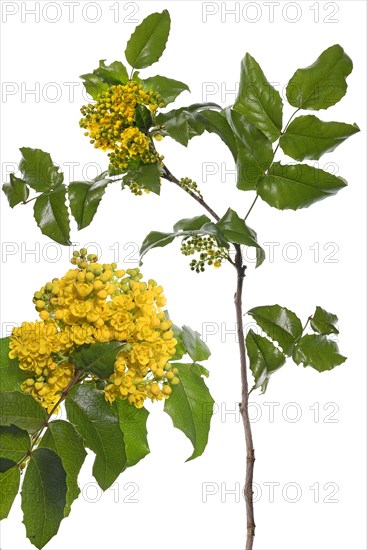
[156,103,219,146]
[286,44,353,110]
[310,306,339,335]
[173,215,211,232]
[19,148,63,192]
[200,110,238,160]
[142,75,189,105]
[65,385,127,490]
[217,208,265,268]
[171,325,186,361]
[157,109,189,145]
[234,53,283,142]
[257,161,347,210]
[0,425,30,466]
[248,305,303,355]
[125,10,171,69]
[80,60,129,100]
[39,420,86,516]
[0,458,17,473]
[0,392,47,434]
[279,115,359,161]
[93,60,129,85]
[2,174,29,208]
[33,184,71,245]
[134,104,153,132]
[69,341,125,379]
[21,448,67,550]
[69,177,111,230]
[191,363,210,378]
[123,162,161,195]
[182,326,211,362]
[115,400,150,466]
[164,363,214,460]
[140,222,228,261]
[293,335,346,372]
[140,231,176,259]
[79,73,108,100]
[246,330,286,391]
[225,108,274,190]
[0,467,20,520]
[0,337,29,392]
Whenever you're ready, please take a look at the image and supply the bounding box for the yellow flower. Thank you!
[79,82,163,173]
[10,249,179,410]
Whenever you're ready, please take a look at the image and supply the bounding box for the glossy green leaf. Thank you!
[0,425,30,466]
[197,222,230,248]
[21,448,67,550]
[257,162,347,210]
[164,363,214,461]
[286,44,353,110]
[0,337,29,392]
[125,10,171,69]
[234,53,283,142]
[293,335,346,372]
[140,231,176,259]
[279,115,359,161]
[310,306,339,335]
[173,215,211,232]
[248,305,303,355]
[140,223,228,261]
[93,60,129,85]
[170,325,186,361]
[217,208,265,267]
[65,385,127,490]
[33,184,71,245]
[142,75,189,105]
[69,178,110,230]
[246,330,286,391]
[0,392,46,434]
[157,108,189,145]
[2,174,29,208]
[156,103,219,146]
[0,458,16,473]
[115,400,150,466]
[123,162,161,195]
[39,420,86,516]
[0,466,20,520]
[19,148,63,192]
[79,73,108,100]
[70,342,125,380]
[225,108,274,190]
[134,104,153,132]
[200,110,238,160]
[182,326,211,362]
[191,363,210,378]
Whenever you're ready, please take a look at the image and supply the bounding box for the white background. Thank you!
[0,1,366,549]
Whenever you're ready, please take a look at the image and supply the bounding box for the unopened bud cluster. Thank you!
[179,177,202,198]
[181,236,228,272]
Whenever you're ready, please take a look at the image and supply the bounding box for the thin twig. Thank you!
[234,245,256,550]
[22,197,37,205]
[163,162,255,548]
[162,165,221,222]
[162,165,237,268]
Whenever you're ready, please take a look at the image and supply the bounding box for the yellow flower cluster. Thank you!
[9,249,179,413]
[80,82,164,171]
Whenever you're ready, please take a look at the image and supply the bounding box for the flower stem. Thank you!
[162,163,256,549]
[234,245,255,549]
